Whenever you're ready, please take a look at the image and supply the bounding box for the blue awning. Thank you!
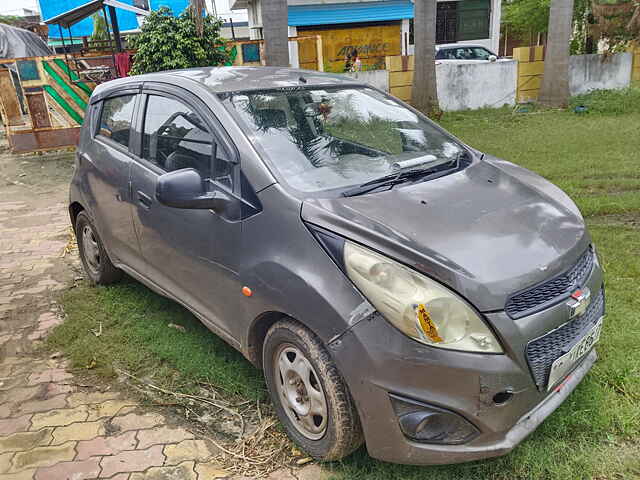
[288,0,414,27]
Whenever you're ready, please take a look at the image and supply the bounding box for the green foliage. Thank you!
[502,0,594,53]
[129,7,230,75]
[502,0,552,35]
[90,12,109,42]
[0,15,21,25]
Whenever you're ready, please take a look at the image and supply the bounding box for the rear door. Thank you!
[83,89,144,272]
[128,83,242,345]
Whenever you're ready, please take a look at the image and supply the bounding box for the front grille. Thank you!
[505,248,595,318]
[526,288,604,389]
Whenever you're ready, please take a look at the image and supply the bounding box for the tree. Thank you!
[90,12,109,42]
[411,0,440,117]
[502,0,592,53]
[539,0,575,108]
[129,7,230,75]
[189,0,206,37]
[590,0,640,51]
[261,0,289,66]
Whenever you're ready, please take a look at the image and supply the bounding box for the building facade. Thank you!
[230,0,501,71]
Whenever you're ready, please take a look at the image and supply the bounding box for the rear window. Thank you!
[98,95,136,148]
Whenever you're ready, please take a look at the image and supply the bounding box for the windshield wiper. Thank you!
[342,153,465,197]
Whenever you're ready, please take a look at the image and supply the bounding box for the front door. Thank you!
[129,87,242,345]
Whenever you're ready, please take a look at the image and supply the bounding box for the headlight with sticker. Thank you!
[344,241,503,353]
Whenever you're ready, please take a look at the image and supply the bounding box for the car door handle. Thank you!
[137,190,153,209]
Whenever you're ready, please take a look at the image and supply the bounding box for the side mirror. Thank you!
[156,168,231,212]
[488,55,498,62]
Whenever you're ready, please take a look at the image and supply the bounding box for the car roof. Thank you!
[436,43,488,50]
[92,66,363,98]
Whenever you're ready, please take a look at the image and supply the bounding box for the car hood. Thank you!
[301,155,590,312]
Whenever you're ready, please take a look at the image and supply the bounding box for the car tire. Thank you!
[76,211,122,285]
[263,319,363,461]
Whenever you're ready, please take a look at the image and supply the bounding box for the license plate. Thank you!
[547,317,603,390]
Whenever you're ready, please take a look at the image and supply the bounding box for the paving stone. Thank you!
[109,413,164,433]
[0,403,14,418]
[30,406,89,430]
[34,312,62,330]
[66,391,120,408]
[193,462,230,479]
[34,457,101,480]
[0,415,31,436]
[0,375,28,391]
[10,441,76,472]
[296,464,330,480]
[136,426,194,450]
[129,461,196,480]
[18,394,68,414]
[0,386,41,404]
[27,369,73,385]
[266,468,297,480]
[0,428,53,453]
[43,382,74,399]
[99,445,165,478]
[76,430,138,460]
[1,470,37,480]
[0,451,14,473]
[86,400,137,421]
[51,420,105,444]
[164,440,216,465]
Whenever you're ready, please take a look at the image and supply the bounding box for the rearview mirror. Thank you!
[156,168,231,212]
[488,55,498,62]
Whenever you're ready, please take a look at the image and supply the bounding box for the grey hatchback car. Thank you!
[70,67,605,465]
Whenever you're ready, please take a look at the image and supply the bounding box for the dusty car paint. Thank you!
[70,67,604,465]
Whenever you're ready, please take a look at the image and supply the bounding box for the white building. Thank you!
[229,0,501,70]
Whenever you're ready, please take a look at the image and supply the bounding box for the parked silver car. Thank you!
[436,43,499,61]
[70,67,604,465]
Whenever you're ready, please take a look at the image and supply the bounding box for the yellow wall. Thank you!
[631,43,640,82]
[385,54,414,102]
[513,45,545,102]
[299,23,401,72]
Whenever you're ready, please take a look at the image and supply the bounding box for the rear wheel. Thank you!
[263,319,363,461]
[76,211,122,285]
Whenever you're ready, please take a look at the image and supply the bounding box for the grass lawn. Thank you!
[50,86,640,479]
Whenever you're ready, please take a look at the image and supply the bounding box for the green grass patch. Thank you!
[49,280,265,400]
[53,86,640,479]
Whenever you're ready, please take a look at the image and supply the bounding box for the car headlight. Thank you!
[344,241,503,353]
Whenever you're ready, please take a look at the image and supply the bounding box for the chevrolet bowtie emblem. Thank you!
[567,287,591,319]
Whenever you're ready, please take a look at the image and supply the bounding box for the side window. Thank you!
[97,95,136,148]
[142,95,219,179]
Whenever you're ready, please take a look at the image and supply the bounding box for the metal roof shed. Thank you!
[288,0,414,27]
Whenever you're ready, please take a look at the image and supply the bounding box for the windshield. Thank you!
[222,86,465,193]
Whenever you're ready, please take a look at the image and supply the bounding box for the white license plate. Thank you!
[547,317,603,391]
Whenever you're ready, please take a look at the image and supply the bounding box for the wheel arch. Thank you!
[69,201,85,233]
[246,310,290,369]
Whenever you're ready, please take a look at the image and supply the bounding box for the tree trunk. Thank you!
[261,0,289,66]
[539,0,575,108]
[411,0,439,116]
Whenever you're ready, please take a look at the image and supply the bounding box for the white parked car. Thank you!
[436,43,500,62]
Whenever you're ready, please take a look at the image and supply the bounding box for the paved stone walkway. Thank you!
[0,148,323,479]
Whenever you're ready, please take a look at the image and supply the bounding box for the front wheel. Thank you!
[263,319,363,461]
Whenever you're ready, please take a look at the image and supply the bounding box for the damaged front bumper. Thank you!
[329,311,597,465]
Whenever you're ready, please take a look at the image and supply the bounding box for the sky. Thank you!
[1,0,40,15]
[0,0,247,22]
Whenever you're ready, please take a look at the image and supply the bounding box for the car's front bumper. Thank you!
[330,309,598,465]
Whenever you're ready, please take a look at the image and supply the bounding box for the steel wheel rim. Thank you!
[82,225,101,274]
[274,344,328,440]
